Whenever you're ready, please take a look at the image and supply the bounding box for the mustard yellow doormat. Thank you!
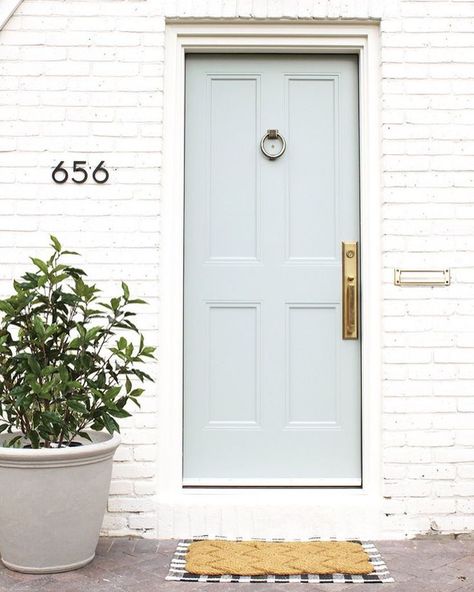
[166,537,394,583]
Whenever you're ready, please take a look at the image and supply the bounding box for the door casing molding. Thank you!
[159,21,382,538]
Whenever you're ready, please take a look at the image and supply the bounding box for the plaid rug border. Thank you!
[166,536,394,584]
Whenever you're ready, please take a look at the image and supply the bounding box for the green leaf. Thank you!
[29,431,40,449]
[27,356,42,376]
[58,366,69,382]
[42,411,62,425]
[0,301,15,315]
[101,414,119,435]
[33,316,46,338]
[50,235,62,252]
[45,324,58,338]
[121,282,130,301]
[51,273,68,285]
[104,386,122,400]
[85,326,102,341]
[141,346,156,357]
[6,435,22,448]
[67,400,88,414]
[107,408,131,418]
[30,258,48,274]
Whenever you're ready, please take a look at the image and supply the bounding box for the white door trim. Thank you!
[159,21,382,539]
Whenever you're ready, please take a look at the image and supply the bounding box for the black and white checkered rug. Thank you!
[166,536,394,584]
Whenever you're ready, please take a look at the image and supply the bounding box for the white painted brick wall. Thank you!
[1,0,474,539]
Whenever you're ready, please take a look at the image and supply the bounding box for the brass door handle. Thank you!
[342,241,359,340]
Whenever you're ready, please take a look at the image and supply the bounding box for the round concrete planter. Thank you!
[0,431,120,574]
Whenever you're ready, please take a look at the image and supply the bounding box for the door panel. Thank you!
[286,305,338,427]
[287,76,337,260]
[208,76,260,260]
[208,304,260,427]
[184,54,361,485]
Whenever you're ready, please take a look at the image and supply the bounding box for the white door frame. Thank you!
[159,21,382,538]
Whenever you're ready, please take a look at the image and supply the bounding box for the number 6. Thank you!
[52,161,68,184]
[92,161,109,184]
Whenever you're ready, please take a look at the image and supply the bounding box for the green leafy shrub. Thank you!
[0,236,155,448]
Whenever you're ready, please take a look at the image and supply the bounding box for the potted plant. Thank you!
[0,236,155,573]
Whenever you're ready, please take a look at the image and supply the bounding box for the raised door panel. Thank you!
[286,76,339,261]
[208,76,260,261]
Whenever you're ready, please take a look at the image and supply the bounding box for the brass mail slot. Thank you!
[394,269,450,286]
[342,241,359,340]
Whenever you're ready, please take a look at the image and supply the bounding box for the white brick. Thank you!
[384,447,432,463]
[109,480,134,496]
[134,481,156,496]
[108,497,155,513]
[133,446,157,462]
[457,398,474,412]
[406,431,455,447]
[384,479,432,497]
[128,513,156,530]
[384,397,456,414]
[454,482,474,497]
[406,464,456,480]
[112,462,156,480]
[113,446,133,463]
[436,515,474,532]
[457,465,474,479]
[406,497,456,514]
[434,448,474,463]
[432,413,474,430]
[456,431,474,446]
[101,514,128,532]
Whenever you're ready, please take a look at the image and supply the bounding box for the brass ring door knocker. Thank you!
[260,129,286,160]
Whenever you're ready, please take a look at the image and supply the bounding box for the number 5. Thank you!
[72,161,88,184]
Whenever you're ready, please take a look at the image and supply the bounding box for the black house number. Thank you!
[52,161,110,184]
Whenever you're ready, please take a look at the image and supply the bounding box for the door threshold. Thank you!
[183,477,362,487]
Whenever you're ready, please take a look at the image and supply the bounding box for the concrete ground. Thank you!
[0,537,474,591]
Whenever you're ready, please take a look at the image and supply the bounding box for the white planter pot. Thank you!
[0,431,120,573]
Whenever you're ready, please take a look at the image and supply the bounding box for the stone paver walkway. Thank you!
[1,537,474,591]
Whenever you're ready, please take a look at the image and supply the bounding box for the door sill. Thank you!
[182,477,362,487]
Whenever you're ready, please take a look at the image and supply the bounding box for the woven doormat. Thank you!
[166,536,394,584]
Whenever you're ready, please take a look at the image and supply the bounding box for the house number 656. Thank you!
[52,161,110,184]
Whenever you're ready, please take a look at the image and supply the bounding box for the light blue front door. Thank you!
[183,54,361,485]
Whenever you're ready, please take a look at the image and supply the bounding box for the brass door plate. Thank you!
[342,241,359,340]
